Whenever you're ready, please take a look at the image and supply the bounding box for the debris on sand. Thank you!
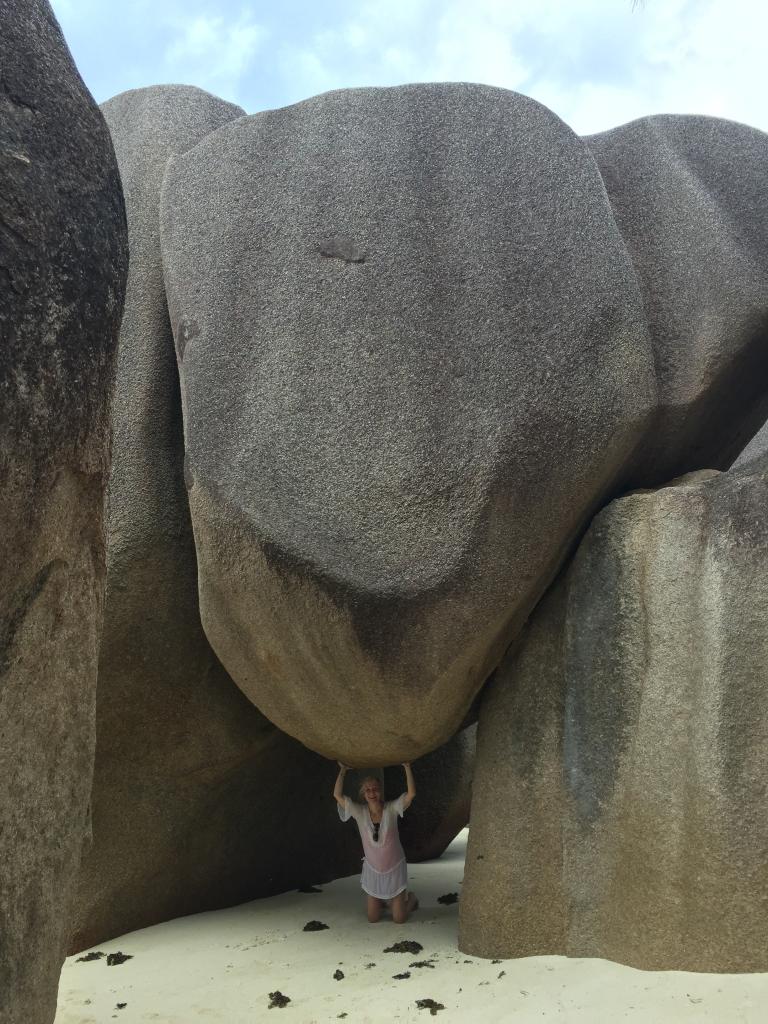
[268,991,290,1008]
[106,952,132,966]
[437,893,458,905]
[393,971,411,980]
[364,963,377,969]
[409,960,436,969]
[333,969,344,981]
[498,970,506,978]
[416,998,445,1015]
[76,951,105,963]
[303,920,329,931]
[491,959,502,964]
[116,1004,127,1010]
[383,940,423,955]
[298,885,322,893]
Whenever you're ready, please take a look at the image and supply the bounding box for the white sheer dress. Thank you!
[337,793,409,900]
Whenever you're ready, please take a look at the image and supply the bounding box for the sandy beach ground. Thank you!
[56,830,767,1023]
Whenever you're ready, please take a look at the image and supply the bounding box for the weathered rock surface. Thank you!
[586,115,768,485]
[383,726,475,862]
[0,2,127,1021]
[161,82,655,766]
[71,86,362,950]
[460,460,768,971]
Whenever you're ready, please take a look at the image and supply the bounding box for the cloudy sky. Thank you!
[50,0,768,135]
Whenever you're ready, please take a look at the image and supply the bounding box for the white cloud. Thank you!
[163,6,266,104]
[280,0,768,135]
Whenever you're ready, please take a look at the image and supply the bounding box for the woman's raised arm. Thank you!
[334,762,349,808]
[402,761,416,808]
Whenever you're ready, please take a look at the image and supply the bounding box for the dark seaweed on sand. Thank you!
[116,1004,127,1010]
[437,893,458,905]
[76,951,105,962]
[303,920,329,931]
[393,971,411,979]
[333,969,344,980]
[416,998,445,1015]
[383,940,423,954]
[409,959,435,969]
[268,991,290,1008]
[106,952,132,966]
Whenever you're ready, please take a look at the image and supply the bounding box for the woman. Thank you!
[334,761,419,923]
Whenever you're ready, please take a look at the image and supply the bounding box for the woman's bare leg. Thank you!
[391,890,418,924]
[367,895,383,923]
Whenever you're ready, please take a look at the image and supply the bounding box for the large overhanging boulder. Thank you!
[0,1,127,1020]
[459,458,768,971]
[160,83,656,766]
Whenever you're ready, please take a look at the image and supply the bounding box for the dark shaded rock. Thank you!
[384,726,475,861]
[732,418,768,469]
[161,82,654,766]
[460,460,768,971]
[585,115,768,484]
[0,2,127,1021]
[303,920,329,932]
[71,85,360,951]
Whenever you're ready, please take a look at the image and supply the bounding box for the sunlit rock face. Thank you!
[71,85,364,951]
[160,82,655,766]
[585,114,768,484]
[460,459,768,972]
[0,1,127,1020]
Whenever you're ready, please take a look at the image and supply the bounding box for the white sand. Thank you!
[56,830,768,1023]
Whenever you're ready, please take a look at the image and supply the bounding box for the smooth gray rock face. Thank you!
[161,82,655,765]
[460,462,768,971]
[585,115,768,485]
[72,86,361,949]
[0,2,127,1021]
